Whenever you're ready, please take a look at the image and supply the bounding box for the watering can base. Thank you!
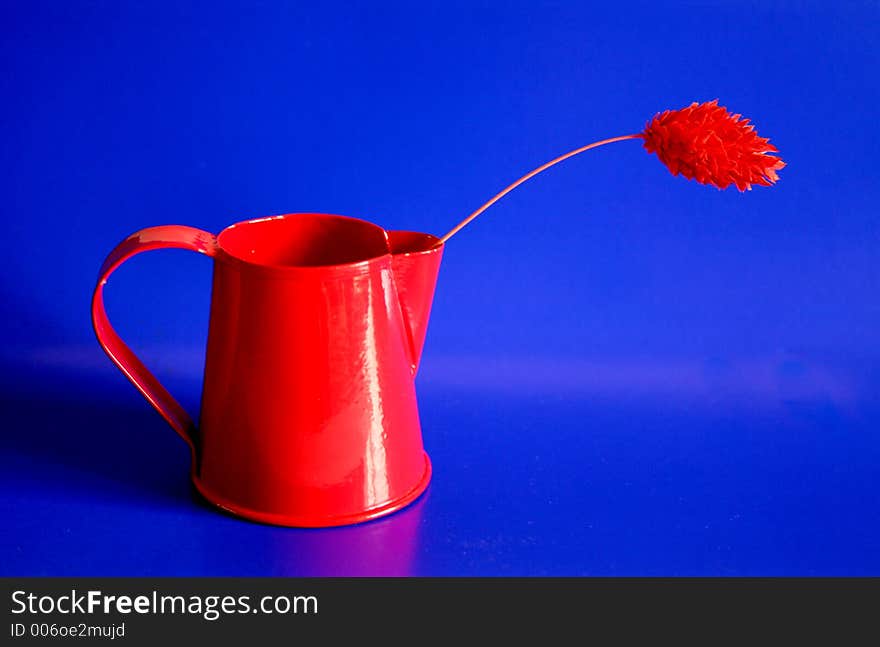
[190,454,432,528]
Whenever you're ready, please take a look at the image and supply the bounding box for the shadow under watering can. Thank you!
[92,213,443,527]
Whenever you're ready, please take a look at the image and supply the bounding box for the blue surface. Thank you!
[2,1,878,575]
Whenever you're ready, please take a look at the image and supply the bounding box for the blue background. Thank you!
[2,1,878,575]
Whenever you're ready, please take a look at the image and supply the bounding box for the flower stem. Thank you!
[439,134,642,244]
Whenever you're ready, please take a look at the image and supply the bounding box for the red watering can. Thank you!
[92,213,443,527]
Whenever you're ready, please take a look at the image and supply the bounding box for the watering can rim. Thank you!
[211,212,443,276]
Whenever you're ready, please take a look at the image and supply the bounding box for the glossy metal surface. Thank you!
[91,225,217,465]
[91,214,444,527]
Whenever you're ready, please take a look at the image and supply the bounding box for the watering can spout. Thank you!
[387,231,444,374]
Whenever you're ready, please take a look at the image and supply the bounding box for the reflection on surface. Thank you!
[0,374,427,576]
[16,346,869,409]
[195,494,426,577]
[419,354,864,408]
[3,350,879,576]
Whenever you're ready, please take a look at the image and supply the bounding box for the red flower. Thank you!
[641,100,785,191]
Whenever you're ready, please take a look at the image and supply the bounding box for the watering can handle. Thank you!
[90,225,218,466]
